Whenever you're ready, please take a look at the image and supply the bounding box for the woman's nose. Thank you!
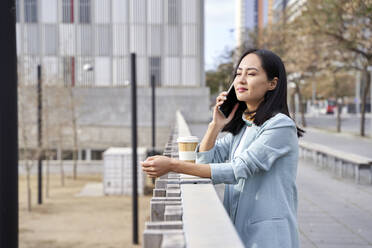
[237,75,247,84]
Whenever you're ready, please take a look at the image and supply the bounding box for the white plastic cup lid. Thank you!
[177,136,199,143]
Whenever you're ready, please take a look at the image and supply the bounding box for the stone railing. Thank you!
[143,110,244,248]
[299,140,372,184]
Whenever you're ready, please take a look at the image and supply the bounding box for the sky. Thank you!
[205,0,236,71]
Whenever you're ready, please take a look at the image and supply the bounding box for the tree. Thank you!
[206,48,235,96]
[307,0,372,136]
[18,83,35,212]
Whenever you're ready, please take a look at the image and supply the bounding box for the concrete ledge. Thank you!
[145,221,183,230]
[180,178,212,184]
[299,140,372,184]
[151,197,182,202]
[151,201,182,221]
[166,184,180,189]
[153,189,166,197]
[164,205,183,221]
[181,184,244,248]
[166,189,181,197]
[155,179,180,189]
[161,232,185,248]
[143,229,184,248]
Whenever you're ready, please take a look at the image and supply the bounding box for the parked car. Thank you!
[326,99,336,114]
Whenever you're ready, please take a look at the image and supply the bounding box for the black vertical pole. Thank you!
[37,65,43,205]
[151,75,156,152]
[130,53,138,245]
[0,0,19,247]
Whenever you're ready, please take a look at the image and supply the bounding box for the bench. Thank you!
[299,140,372,184]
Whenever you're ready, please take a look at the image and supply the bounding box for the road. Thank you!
[301,114,371,137]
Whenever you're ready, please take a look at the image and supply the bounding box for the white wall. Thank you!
[59,24,75,56]
[94,0,111,24]
[40,0,57,23]
[164,57,180,86]
[95,57,111,86]
[148,0,163,24]
[130,24,146,55]
[112,0,128,24]
[113,24,129,56]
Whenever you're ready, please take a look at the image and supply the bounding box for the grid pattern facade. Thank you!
[16,0,205,87]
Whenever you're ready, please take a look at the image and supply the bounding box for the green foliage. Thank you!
[206,49,235,95]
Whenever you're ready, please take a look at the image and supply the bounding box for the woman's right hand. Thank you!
[212,91,239,130]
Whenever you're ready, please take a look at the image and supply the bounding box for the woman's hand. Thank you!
[212,91,239,130]
[141,155,174,178]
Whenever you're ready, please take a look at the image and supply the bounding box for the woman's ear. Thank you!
[268,77,278,91]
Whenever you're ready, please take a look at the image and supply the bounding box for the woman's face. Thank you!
[233,53,277,109]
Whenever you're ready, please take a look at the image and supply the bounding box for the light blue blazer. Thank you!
[196,113,300,248]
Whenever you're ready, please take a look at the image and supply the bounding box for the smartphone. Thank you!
[218,83,238,118]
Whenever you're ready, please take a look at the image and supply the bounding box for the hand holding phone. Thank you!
[218,83,238,118]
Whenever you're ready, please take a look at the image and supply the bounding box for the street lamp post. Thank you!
[37,65,43,205]
[367,66,372,137]
[355,71,361,115]
[0,0,19,247]
[151,75,156,153]
[130,53,139,245]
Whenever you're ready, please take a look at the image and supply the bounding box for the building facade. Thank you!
[16,0,205,87]
[236,0,273,49]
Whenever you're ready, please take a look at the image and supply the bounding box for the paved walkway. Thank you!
[213,159,372,248]
[298,159,372,248]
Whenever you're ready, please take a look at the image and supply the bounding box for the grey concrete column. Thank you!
[78,149,82,161]
[57,148,62,161]
[86,148,92,161]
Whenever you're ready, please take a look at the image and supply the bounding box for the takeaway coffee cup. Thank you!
[176,136,199,163]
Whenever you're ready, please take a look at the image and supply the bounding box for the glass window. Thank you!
[44,25,57,55]
[24,0,37,23]
[79,0,91,23]
[91,150,104,160]
[168,0,179,25]
[16,0,20,22]
[149,57,161,86]
[95,25,111,56]
[254,0,258,28]
[62,0,74,23]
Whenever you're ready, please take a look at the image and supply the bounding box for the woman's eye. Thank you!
[248,73,255,76]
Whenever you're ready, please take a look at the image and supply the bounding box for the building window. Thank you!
[62,0,74,23]
[24,0,37,23]
[16,0,20,22]
[168,0,179,25]
[79,0,91,23]
[91,150,104,160]
[96,25,111,56]
[254,0,258,28]
[149,57,161,87]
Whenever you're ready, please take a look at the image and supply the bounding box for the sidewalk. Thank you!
[298,158,372,248]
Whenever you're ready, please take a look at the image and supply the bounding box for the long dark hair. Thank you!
[221,49,305,138]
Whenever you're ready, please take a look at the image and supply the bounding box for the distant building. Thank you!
[273,0,306,22]
[16,0,205,87]
[236,0,274,49]
[16,0,209,162]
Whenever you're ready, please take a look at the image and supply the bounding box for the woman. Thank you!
[141,49,304,248]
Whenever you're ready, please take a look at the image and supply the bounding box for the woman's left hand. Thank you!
[141,155,174,178]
